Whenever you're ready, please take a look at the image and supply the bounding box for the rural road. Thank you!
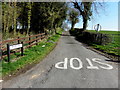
[2,31,118,88]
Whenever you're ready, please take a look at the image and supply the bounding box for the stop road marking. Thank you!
[55,58,113,70]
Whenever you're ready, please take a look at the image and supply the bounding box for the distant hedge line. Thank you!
[69,28,110,45]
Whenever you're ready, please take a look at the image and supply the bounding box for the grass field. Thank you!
[87,30,120,34]
[87,30,120,56]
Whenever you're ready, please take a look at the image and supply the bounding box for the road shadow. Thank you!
[56,33,70,36]
[105,59,120,63]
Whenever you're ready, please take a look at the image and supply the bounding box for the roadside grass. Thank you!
[87,30,120,56]
[2,29,62,77]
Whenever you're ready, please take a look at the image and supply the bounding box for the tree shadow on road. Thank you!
[56,33,70,36]
[105,59,120,63]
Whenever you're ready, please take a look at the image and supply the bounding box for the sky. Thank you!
[74,2,118,31]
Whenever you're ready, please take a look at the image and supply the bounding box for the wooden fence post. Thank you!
[18,37,20,44]
[0,49,2,62]
[36,36,38,45]
[41,34,43,40]
[29,35,31,45]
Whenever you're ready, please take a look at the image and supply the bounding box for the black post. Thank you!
[21,42,24,56]
[29,35,31,45]
[7,44,10,62]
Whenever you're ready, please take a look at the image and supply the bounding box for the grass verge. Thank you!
[2,29,62,78]
[87,30,120,56]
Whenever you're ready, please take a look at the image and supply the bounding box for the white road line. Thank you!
[92,58,113,70]
[70,58,83,70]
[86,58,99,69]
[55,58,68,69]
[55,58,113,70]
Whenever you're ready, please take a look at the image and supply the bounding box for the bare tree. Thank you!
[68,8,79,30]
[72,0,105,31]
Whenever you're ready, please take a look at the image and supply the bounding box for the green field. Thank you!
[87,30,120,56]
[87,30,120,34]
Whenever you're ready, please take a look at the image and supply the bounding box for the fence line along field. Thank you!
[0,33,46,60]
[87,30,120,57]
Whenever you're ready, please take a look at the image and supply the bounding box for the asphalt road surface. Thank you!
[2,31,118,88]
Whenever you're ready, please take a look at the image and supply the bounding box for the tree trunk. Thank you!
[53,23,57,34]
[3,2,6,33]
[5,2,11,38]
[83,17,87,31]
[13,1,17,35]
[71,21,75,31]
[27,2,31,35]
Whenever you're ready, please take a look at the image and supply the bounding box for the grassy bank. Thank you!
[2,28,62,77]
[87,30,120,56]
